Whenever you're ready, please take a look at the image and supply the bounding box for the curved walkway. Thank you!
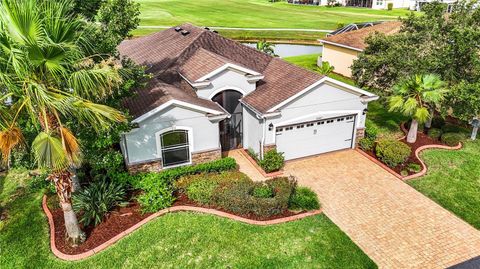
[284,150,480,269]
[42,196,321,261]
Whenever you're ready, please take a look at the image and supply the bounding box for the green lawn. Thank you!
[0,170,376,269]
[133,0,415,41]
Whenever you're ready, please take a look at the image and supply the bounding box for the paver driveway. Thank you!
[284,150,480,269]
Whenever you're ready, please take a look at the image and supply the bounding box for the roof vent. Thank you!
[212,30,218,34]
[174,27,182,32]
[204,27,210,30]
[181,30,190,36]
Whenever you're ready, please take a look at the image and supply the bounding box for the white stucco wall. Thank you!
[242,105,263,154]
[122,105,220,164]
[263,82,368,145]
[195,69,257,100]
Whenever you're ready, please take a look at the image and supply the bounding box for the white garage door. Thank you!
[275,115,356,160]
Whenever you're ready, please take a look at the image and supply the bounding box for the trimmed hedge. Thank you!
[289,187,320,211]
[365,119,379,139]
[359,137,375,151]
[428,128,442,140]
[441,133,464,147]
[375,139,411,167]
[186,179,218,205]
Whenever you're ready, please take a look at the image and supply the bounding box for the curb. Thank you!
[42,195,322,261]
[239,149,284,178]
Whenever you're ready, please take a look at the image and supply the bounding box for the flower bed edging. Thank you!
[239,149,284,178]
[42,195,322,261]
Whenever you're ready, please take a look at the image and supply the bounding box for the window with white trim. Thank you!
[160,130,190,167]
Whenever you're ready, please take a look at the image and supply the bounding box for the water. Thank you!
[243,43,323,58]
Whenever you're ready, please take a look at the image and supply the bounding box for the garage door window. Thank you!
[160,130,191,167]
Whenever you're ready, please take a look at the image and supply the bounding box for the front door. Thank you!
[212,90,243,151]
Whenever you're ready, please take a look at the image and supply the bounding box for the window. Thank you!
[276,128,283,132]
[160,130,190,167]
[337,118,345,122]
[327,120,334,124]
[296,125,305,129]
[285,126,293,131]
[376,0,383,6]
[306,123,314,127]
[317,121,325,125]
[346,116,354,120]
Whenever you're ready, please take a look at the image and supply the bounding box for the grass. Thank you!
[408,139,480,229]
[133,0,415,40]
[0,170,376,269]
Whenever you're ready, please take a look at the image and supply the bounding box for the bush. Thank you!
[259,150,285,173]
[186,178,218,205]
[73,181,128,226]
[441,124,469,134]
[387,2,393,10]
[289,187,320,211]
[427,128,442,140]
[137,173,175,213]
[89,150,125,178]
[174,171,250,192]
[375,139,411,167]
[359,137,375,151]
[407,163,422,173]
[441,132,464,146]
[365,119,379,139]
[252,184,274,198]
[431,117,445,128]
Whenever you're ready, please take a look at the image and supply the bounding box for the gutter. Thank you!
[319,39,364,52]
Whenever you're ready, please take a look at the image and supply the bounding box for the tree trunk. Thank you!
[407,120,418,143]
[425,109,434,129]
[70,167,81,192]
[472,126,478,141]
[60,202,85,245]
[49,170,85,245]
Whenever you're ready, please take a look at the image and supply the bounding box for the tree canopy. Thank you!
[352,1,480,121]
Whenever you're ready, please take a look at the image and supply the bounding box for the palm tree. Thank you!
[0,0,125,244]
[389,74,447,143]
[256,39,278,57]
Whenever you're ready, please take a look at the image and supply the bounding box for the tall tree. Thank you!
[352,1,480,122]
[389,74,447,143]
[0,0,125,244]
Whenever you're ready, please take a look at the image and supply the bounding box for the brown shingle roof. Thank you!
[119,23,326,115]
[321,21,402,51]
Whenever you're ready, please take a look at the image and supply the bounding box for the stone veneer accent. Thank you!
[355,128,365,143]
[191,148,222,165]
[263,144,277,153]
[127,160,162,174]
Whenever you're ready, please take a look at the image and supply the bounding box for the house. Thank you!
[414,0,457,12]
[118,24,378,173]
[319,21,402,77]
[288,0,411,9]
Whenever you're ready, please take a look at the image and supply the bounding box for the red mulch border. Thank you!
[42,195,322,261]
[357,122,463,180]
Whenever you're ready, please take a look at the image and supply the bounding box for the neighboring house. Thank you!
[118,24,378,173]
[415,0,457,11]
[288,0,411,9]
[319,21,402,77]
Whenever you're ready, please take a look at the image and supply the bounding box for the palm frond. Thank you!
[402,97,418,116]
[388,95,405,112]
[59,126,82,167]
[32,131,68,170]
[68,66,122,99]
[0,126,23,165]
[0,0,43,45]
[70,100,126,131]
[414,107,430,123]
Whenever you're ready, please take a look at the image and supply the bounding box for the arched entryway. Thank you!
[212,90,243,151]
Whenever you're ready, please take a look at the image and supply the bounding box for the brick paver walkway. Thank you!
[226,150,266,182]
[284,150,480,269]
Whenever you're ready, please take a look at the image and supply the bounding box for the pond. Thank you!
[243,43,323,58]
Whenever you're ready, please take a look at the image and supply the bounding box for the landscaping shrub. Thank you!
[359,137,375,151]
[137,173,175,213]
[400,170,408,176]
[375,139,411,167]
[289,187,320,211]
[186,178,218,205]
[73,181,128,226]
[407,163,422,173]
[387,2,393,10]
[259,150,285,173]
[252,184,274,198]
[431,117,445,128]
[427,128,442,140]
[175,171,250,192]
[441,132,464,146]
[365,119,379,139]
[441,124,469,135]
[89,150,125,179]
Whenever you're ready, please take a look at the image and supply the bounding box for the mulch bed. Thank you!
[362,130,445,176]
[48,192,303,254]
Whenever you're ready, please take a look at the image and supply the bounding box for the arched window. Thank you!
[158,129,191,167]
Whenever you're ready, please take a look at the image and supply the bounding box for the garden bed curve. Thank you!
[42,195,322,261]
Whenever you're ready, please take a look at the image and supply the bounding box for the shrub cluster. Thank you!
[375,139,411,167]
[427,128,442,140]
[360,120,379,151]
[289,187,320,211]
[359,137,375,151]
[259,149,285,173]
[73,181,128,226]
[441,133,464,147]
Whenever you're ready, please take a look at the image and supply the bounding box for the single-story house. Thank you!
[319,21,402,77]
[288,0,411,9]
[118,24,378,173]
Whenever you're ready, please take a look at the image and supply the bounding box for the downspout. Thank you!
[260,117,267,160]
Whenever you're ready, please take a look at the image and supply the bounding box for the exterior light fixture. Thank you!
[363,108,368,115]
[268,123,274,131]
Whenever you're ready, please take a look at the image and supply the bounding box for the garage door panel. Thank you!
[276,115,355,160]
